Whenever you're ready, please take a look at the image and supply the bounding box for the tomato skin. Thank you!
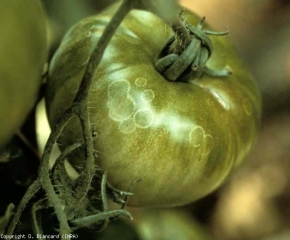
[0,0,48,147]
[46,4,261,207]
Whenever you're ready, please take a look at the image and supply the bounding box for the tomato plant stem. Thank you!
[72,0,135,211]
[51,142,84,189]
[39,107,74,236]
[6,180,41,234]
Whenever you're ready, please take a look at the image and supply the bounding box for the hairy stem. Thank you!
[52,142,83,194]
[39,107,75,236]
[6,180,40,234]
[70,210,132,229]
[73,0,137,201]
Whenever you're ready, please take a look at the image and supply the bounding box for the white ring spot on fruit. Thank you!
[189,126,214,155]
[107,80,135,121]
[134,109,154,128]
[108,79,130,97]
[108,97,135,121]
[141,89,155,102]
[242,99,252,116]
[135,77,147,87]
[202,134,214,156]
[189,126,204,148]
[119,119,136,133]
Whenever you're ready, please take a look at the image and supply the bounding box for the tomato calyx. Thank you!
[155,13,232,82]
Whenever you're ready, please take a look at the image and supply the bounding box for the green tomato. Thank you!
[46,3,261,207]
[0,0,48,147]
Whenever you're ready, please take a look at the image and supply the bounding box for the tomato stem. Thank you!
[6,180,41,234]
[155,13,232,82]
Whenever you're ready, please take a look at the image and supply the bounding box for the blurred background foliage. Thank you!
[1,0,290,239]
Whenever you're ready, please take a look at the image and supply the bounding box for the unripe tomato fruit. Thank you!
[0,0,48,147]
[46,3,261,207]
